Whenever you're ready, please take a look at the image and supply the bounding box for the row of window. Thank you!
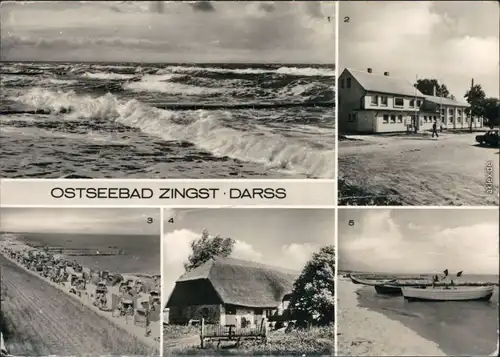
[371,95,422,108]
[347,113,481,125]
[440,108,463,116]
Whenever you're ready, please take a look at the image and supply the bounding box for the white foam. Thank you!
[14,88,335,178]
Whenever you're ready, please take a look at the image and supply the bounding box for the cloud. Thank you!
[0,208,160,235]
[1,0,335,63]
[277,243,319,270]
[339,210,499,275]
[339,1,499,97]
[231,240,263,261]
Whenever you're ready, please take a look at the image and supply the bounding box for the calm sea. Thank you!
[356,274,499,356]
[0,62,334,179]
[18,232,160,275]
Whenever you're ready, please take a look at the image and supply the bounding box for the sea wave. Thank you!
[81,72,136,80]
[13,87,334,178]
[166,65,335,77]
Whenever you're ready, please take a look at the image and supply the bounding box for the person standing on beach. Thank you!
[432,120,439,138]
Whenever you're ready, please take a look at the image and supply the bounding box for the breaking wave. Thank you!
[14,88,334,178]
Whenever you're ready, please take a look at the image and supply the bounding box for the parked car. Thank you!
[475,130,500,147]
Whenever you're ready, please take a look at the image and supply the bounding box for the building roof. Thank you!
[176,257,299,308]
[343,68,426,98]
[424,95,469,108]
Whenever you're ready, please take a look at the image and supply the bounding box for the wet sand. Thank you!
[337,279,446,356]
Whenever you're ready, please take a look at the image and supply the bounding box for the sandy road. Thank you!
[0,255,154,356]
[339,133,499,205]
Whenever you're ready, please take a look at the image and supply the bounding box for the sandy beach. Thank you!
[337,278,446,356]
[0,234,161,355]
[339,132,499,206]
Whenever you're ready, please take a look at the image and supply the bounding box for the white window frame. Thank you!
[394,97,404,107]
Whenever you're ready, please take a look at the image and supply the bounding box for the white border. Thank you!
[159,207,164,357]
[334,2,340,355]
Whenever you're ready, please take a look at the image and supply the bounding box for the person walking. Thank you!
[432,120,439,138]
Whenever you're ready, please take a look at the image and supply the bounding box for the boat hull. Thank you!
[374,284,402,295]
[402,286,494,302]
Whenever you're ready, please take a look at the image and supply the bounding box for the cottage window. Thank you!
[390,114,396,123]
[255,308,264,315]
[346,77,351,88]
[226,305,237,315]
[464,117,468,123]
[424,116,428,122]
[340,79,344,89]
[409,99,415,107]
[371,95,378,105]
[416,100,422,107]
[434,116,437,121]
[448,108,454,115]
[381,96,388,106]
[441,108,445,115]
[394,97,404,107]
[457,109,462,116]
[457,117,462,123]
[449,117,453,123]
[383,114,389,123]
[397,115,403,123]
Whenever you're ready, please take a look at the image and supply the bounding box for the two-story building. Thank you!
[338,68,483,133]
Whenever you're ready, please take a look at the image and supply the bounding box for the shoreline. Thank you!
[0,234,161,354]
[337,278,446,356]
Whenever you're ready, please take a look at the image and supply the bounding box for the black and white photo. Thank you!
[0,208,161,356]
[162,208,334,356]
[338,1,499,206]
[337,208,499,356]
[0,1,335,179]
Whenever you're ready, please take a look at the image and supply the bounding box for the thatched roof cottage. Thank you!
[166,257,299,327]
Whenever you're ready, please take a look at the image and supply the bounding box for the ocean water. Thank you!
[17,232,160,275]
[0,62,335,178]
[356,274,499,356]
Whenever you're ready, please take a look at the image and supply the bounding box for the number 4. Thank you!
[168,218,174,224]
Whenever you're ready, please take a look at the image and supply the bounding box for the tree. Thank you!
[464,84,486,131]
[184,230,235,272]
[415,79,451,98]
[289,245,335,327]
[482,97,500,128]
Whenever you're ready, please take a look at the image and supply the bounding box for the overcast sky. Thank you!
[0,208,161,235]
[162,208,334,296]
[338,209,499,275]
[339,1,499,98]
[0,1,335,63]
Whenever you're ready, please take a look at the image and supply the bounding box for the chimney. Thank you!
[367,68,372,73]
[384,71,390,76]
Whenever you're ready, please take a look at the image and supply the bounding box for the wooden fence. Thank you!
[199,317,267,348]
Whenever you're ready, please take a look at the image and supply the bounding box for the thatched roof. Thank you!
[175,257,299,309]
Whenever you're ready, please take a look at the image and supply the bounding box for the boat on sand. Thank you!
[402,286,494,302]
[374,284,403,295]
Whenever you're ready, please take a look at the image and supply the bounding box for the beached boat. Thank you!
[402,286,494,302]
[349,275,393,286]
[374,284,402,295]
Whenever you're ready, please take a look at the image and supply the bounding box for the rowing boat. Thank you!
[402,286,494,302]
[374,284,403,295]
